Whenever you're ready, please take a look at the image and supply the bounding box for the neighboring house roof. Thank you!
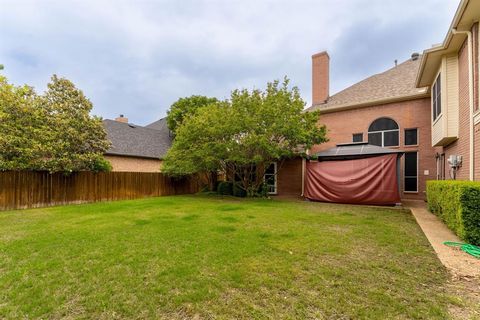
[145,117,169,131]
[103,119,172,159]
[313,142,403,161]
[306,57,429,114]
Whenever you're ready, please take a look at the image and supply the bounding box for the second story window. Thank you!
[368,117,399,147]
[432,74,441,121]
[352,133,363,142]
[404,128,418,146]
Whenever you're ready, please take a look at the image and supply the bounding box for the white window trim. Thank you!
[404,152,419,193]
[432,72,442,122]
[474,110,480,125]
[264,162,277,195]
[367,129,399,147]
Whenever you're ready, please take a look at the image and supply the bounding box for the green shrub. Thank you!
[217,181,233,195]
[90,157,112,172]
[233,183,247,198]
[252,183,269,198]
[427,180,480,245]
[213,180,222,192]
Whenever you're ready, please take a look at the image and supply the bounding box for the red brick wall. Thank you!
[311,98,437,200]
[277,158,303,196]
[312,52,329,105]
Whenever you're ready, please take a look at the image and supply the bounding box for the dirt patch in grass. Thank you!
[447,276,480,319]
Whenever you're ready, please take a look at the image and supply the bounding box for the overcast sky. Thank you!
[1,0,459,125]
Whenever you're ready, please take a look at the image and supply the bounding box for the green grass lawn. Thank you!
[0,195,456,319]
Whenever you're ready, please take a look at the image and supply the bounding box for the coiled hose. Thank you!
[443,241,480,258]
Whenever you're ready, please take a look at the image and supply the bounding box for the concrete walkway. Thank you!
[403,200,480,278]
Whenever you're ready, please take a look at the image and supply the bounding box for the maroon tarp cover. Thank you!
[304,154,400,205]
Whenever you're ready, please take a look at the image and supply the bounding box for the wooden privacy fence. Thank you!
[0,171,199,210]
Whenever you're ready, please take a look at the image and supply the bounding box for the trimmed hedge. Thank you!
[217,181,233,195]
[427,180,480,245]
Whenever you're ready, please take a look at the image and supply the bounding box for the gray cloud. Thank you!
[0,0,459,125]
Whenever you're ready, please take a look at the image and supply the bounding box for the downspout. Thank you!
[301,149,310,197]
[452,28,474,181]
[301,157,305,197]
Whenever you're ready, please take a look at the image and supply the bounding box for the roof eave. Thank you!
[415,35,468,87]
[309,91,429,114]
[104,152,163,160]
[415,0,473,87]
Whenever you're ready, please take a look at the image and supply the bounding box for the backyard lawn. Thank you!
[0,195,459,319]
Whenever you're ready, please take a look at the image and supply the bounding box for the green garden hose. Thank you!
[443,241,480,259]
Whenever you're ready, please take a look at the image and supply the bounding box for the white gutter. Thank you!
[452,28,474,181]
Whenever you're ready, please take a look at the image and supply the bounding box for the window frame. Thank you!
[432,73,442,122]
[404,152,418,193]
[367,118,400,147]
[352,133,363,143]
[404,128,418,146]
[436,153,446,180]
[264,162,277,195]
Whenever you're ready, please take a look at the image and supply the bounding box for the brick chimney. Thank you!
[312,51,330,105]
[115,114,128,123]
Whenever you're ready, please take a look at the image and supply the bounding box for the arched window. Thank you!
[368,118,399,147]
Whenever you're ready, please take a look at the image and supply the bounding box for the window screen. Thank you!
[404,128,418,145]
[404,152,418,192]
[437,153,446,180]
[368,132,382,146]
[432,74,441,121]
[383,131,399,147]
[368,118,399,131]
[352,133,363,142]
[368,118,399,147]
[264,163,277,194]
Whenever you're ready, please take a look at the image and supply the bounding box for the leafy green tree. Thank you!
[163,101,230,189]
[0,76,46,170]
[163,78,327,196]
[166,95,218,134]
[38,75,111,172]
[0,75,111,172]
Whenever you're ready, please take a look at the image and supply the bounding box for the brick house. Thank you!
[304,52,437,200]
[415,0,480,182]
[103,115,172,172]
[276,0,479,200]
[102,0,478,201]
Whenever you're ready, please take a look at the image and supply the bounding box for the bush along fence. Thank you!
[0,171,199,211]
[427,180,480,246]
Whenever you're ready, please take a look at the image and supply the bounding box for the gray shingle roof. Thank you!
[145,117,169,131]
[103,119,172,159]
[306,57,429,113]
